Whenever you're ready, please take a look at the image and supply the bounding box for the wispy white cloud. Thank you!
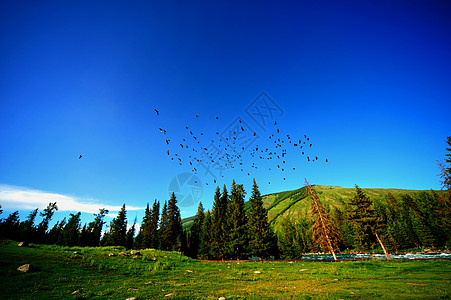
[0,184,143,214]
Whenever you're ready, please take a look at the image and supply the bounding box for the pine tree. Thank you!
[149,200,160,248]
[159,201,169,250]
[137,203,152,249]
[79,224,90,246]
[347,185,378,251]
[437,137,451,191]
[62,212,81,246]
[189,202,205,258]
[47,218,66,245]
[109,204,127,246]
[199,211,213,259]
[20,208,38,242]
[226,180,248,259]
[211,185,229,260]
[0,211,20,240]
[166,192,183,251]
[247,178,276,259]
[37,202,58,243]
[86,208,109,247]
[126,216,137,249]
[278,217,311,259]
[305,179,340,260]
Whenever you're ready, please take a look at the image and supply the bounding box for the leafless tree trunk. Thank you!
[305,179,339,261]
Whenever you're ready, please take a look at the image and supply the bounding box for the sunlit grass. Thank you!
[0,239,449,299]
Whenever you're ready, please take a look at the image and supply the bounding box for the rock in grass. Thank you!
[219,297,226,300]
[126,298,137,300]
[17,264,32,272]
[254,271,262,274]
[130,250,141,256]
[18,241,29,247]
[71,290,83,295]
[165,292,174,297]
[119,252,130,256]
[109,253,115,257]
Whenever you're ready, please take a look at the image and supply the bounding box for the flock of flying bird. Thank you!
[153,108,328,187]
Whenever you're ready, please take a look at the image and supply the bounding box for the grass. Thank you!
[1,240,450,299]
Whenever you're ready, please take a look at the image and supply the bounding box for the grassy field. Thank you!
[0,240,450,299]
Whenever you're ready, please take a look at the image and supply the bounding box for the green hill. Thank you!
[183,185,446,233]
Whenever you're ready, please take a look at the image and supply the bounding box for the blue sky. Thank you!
[1,0,450,227]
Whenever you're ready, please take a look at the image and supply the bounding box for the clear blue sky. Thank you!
[1,0,450,226]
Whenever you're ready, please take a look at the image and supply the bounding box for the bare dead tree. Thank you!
[305,179,340,261]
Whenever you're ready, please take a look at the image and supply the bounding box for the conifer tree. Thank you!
[199,210,213,259]
[247,178,276,259]
[347,186,378,251]
[166,192,183,251]
[0,211,20,240]
[226,180,248,259]
[159,201,169,250]
[437,136,451,191]
[37,202,58,243]
[47,218,66,245]
[20,208,39,242]
[62,212,81,246]
[211,185,229,259]
[305,179,340,260]
[149,200,160,248]
[189,202,205,258]
[109,204,127,246]
[137,203,152,249]
[79,224,90,246]
[126,216,137,249]
[86,208,108,247]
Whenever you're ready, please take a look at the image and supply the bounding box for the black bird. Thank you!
[79,155,82,159]
[310,144,312,147]
[274,121,277,125]
[326,159,328,162]
[196,114,199,117]
[154,109,159,115]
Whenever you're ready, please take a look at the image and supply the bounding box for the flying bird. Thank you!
[79,155,82,159]
[154,109,159,115]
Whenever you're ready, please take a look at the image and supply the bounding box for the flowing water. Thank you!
[299,252,451,261]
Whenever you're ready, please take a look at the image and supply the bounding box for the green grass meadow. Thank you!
[0,240,450,299]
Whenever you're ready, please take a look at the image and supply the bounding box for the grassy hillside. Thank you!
[183,185,447,233]
[0,239,450,299]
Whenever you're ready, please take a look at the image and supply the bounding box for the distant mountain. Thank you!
[182,185,446,232]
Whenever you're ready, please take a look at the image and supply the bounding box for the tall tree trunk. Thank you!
[375,232,391,260]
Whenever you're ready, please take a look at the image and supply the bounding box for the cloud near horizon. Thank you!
[0,184,143,214]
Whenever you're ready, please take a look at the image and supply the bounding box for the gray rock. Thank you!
[17,264,31,272]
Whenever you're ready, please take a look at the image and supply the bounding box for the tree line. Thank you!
[1,137,450,258]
